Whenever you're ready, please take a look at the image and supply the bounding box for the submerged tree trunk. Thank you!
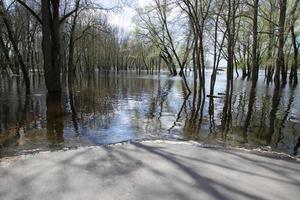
[267,87,281,144]
[243,85,256,138]
[46,92,65,144]
[241,44,248,79]
[209,1,225,125]
[222,0,236,132]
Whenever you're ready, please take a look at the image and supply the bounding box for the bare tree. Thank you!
[0,1,30,93]
[274,0,287,87]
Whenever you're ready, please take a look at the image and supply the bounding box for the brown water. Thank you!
[0,71,300,157]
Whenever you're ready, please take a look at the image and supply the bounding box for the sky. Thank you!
[103,0,152,32]
[3,0,152,32]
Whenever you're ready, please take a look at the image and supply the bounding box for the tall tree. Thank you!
[16,0,79,93]
[0,1,30,93]
[68,0,81,85]
[274,0,287,87]
[251,0,259,85]
[222,0,238,131]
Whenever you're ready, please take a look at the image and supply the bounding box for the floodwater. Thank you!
[0,71,300,157]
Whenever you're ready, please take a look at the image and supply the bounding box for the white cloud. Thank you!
[107,0,152,32]
[108,6,136,31]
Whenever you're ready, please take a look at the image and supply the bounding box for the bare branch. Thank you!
[15,0,42,24]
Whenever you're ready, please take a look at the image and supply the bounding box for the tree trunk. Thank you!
[41,0,61,93]
[251,0,259,86]
[289,25,298,85]
[266,3,274,84]
[275,0,287,87]
[222,0,235,132]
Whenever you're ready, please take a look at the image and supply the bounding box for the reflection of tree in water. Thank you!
[73,75,119,130]
[224,85,263,145]
[190,82,205,123]
[275,85,296,150]
[0,96,29,152]
[243,85,257,143]
[158,80,174,118]
[72,73,160,133]
[68,80,79,135]
[175,83,206,140]
[0,77,49,153]
[208,95,216,133]
[145,77,162,119]
[46,93,65,146]
[234,91,247,127]
[221,93,232,133]
[144,78,175,135]
[168,81,190,132]
[143,79,163,133]
[1,72,300,155]
[267,87,282,145]
[0,76,31,150]
[169,73,300,151]
[257,93,270,140]
[0,76,20,132]
[294,137,300,156]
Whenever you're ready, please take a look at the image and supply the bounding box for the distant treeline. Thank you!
[0,0,299,94]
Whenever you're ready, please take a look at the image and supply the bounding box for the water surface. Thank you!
[0,71,300,157]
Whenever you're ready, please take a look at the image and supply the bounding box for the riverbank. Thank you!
[1,140,300,200]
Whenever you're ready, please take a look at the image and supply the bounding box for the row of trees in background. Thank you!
[136,0,300,132]
[0,0,162,94]
[0,0,299,94]
[137,0,300,85]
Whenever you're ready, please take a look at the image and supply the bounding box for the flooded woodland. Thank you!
[0,0,300,159]
[2,1,300,200]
